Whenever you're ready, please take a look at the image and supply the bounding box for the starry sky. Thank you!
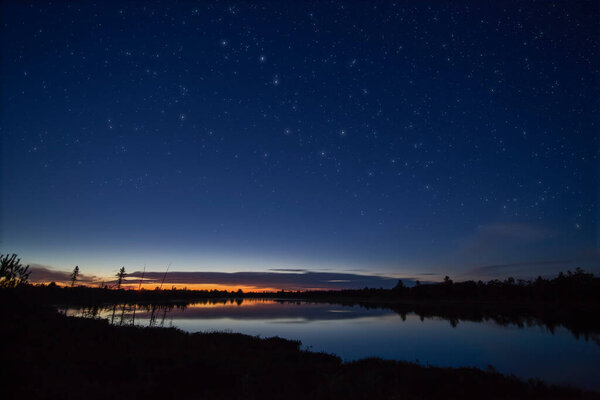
[1,1,598,288]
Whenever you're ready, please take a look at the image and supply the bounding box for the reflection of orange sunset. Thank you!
[179,299,278,308]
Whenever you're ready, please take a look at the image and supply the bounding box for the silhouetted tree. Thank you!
[393,280,406,295]
[116,267,126,289]
[0,253,30,288]
[70,266,80,287]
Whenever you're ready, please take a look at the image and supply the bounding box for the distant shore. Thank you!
[3,291,599,400]
[10,272,600,342]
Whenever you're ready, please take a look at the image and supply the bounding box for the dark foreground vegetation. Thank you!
[2,293,598,400]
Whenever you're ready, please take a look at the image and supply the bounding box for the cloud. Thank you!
[28,264,101,284]
[464,260,566,278]
[25,264,417,290]
[121,270,402,290]
[268,268,309,273]
[451,222,600,280]
[462,256,600,280]
[457,222,556,260]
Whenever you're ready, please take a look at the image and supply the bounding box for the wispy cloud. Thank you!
[268,268,309,273]
[120,270,401,290]
[462,256,600,280]
[449,222,600,280]
[454,222,557,264]
[464,260,566,277]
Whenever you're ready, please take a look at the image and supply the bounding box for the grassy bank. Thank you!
[2,296,598,400]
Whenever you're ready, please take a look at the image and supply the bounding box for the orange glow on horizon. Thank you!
[123,282,282,292]
[32,280,331,292]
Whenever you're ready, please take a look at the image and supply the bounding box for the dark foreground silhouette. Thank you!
[2,293,598,400]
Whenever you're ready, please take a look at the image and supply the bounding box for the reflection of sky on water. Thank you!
[66,300,600,391]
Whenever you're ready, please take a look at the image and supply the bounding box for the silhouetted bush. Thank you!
[0,253,30,288]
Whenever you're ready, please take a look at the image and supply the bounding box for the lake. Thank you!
[64,299,600,391]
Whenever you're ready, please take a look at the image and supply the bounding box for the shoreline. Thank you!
[3,296,599,400]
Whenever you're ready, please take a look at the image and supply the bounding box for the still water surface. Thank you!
[64,299,600,391]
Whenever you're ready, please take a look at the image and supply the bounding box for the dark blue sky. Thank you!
[1,1,598,285]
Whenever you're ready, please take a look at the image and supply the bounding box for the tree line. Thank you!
[2,252,598,306]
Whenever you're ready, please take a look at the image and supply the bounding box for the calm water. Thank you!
[65,299,600,391]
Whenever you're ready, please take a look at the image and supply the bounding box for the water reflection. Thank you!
[63,299,395,326]
[62,298,600,344]
[62,299,600,391]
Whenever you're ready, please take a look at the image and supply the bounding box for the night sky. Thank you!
[1,1,598,288]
